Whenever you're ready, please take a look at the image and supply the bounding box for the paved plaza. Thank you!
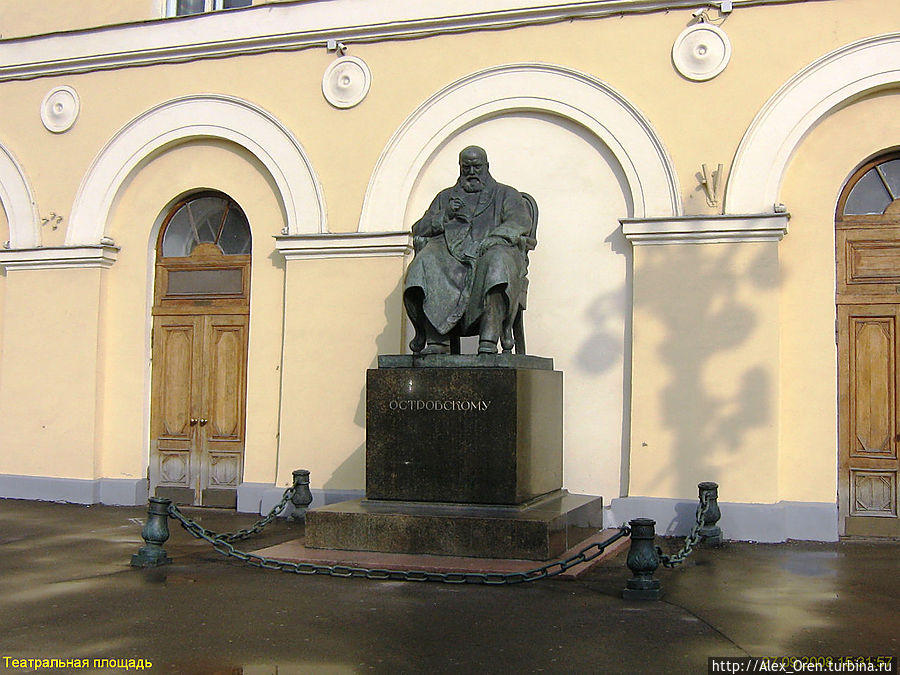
[0,499,896,674]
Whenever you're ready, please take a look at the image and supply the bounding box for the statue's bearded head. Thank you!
[458,146,490,193]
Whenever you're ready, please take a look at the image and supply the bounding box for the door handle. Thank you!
[190,418,199,426]
[199,418,208,426]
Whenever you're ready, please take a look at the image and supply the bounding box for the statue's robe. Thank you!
[404,177,531,336]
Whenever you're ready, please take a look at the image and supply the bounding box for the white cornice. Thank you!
[274,232,411,260]
[0,0,816,81]
[0,245,119,270]
[621,214,789,245]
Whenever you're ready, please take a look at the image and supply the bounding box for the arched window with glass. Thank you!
[154,192,252,313]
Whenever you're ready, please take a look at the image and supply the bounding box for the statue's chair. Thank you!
[448,192,538,355]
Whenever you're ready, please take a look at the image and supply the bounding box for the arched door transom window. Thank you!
[154,192,251,311]
[161,193,252,257]
[841,156,900,216]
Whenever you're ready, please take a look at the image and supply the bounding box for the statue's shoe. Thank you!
[409,332,426,353]
[420,342,450,355]
[478,340,498,354]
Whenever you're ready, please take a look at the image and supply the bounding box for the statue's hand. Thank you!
[447,197,468,222]
[477,236,507,256]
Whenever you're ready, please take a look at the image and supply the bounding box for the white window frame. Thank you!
[164,0,250,17]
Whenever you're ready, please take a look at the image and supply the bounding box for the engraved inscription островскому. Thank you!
[388,399,492,412]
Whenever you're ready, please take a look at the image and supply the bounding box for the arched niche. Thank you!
[727,33,900,214]
[358,62,680,234]
[67,94,325,246]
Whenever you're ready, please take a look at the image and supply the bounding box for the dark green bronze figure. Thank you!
[404,146,537,355]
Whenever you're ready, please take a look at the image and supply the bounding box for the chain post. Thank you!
[656,480,723,568]
[131,497,173,568]
[290,469,313,520]
[623,518,662,600]
[697,481,722,546]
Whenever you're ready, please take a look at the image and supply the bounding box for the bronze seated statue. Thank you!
[403,146,537,355]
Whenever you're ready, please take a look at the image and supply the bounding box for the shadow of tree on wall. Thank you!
[559,226,634,499]
[631,241,778,519]
[323,277,405,496]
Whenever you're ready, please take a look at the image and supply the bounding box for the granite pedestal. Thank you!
[305,354,604,560]
[367,354,561,504]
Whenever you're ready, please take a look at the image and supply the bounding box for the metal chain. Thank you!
[166,500,630,585]
[657,490,711,568]
[169,485,296,544]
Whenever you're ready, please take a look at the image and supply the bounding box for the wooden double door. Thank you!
[151,313,249,507]
[149,192,252,507]
[836,156,900,537]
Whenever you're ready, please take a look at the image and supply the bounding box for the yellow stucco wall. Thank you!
[0,0,159,38]
[630,242,781,502]
[778,92,900,504]
[278,255,405,488]
[0,266,103,479]
[0,0,898,503]
[0,1,892,244]
[0,0,307,38]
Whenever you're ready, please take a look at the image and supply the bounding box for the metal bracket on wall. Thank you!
[699,163,724,207]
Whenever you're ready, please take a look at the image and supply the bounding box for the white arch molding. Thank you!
[67,94,326,246]
[358,62,680,232]
[0,143,39,248]
[727,32,900,215]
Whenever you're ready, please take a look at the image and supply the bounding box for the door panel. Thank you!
[151,317,201,504]
[207,320,245,439]
[159,325,195,438]
[838,305,900,536]
[849,316,894,456]
[200,315,248,508]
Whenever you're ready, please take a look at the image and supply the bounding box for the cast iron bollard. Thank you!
[131,496,173,568]
[697,481,723,546]
[290,469,313,520]
[623,518,662,600]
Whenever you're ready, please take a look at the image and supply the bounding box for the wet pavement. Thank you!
[0,499,896,674]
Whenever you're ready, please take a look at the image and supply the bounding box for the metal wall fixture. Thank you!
[41,86,81,133]
[322,40,371,109]
[699,163,725,207]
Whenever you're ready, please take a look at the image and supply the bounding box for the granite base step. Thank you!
[304,490,603,561]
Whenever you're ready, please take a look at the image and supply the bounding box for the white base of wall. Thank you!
[607,496,839,542]
[237,482,364,517]
[0,474,148,506]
